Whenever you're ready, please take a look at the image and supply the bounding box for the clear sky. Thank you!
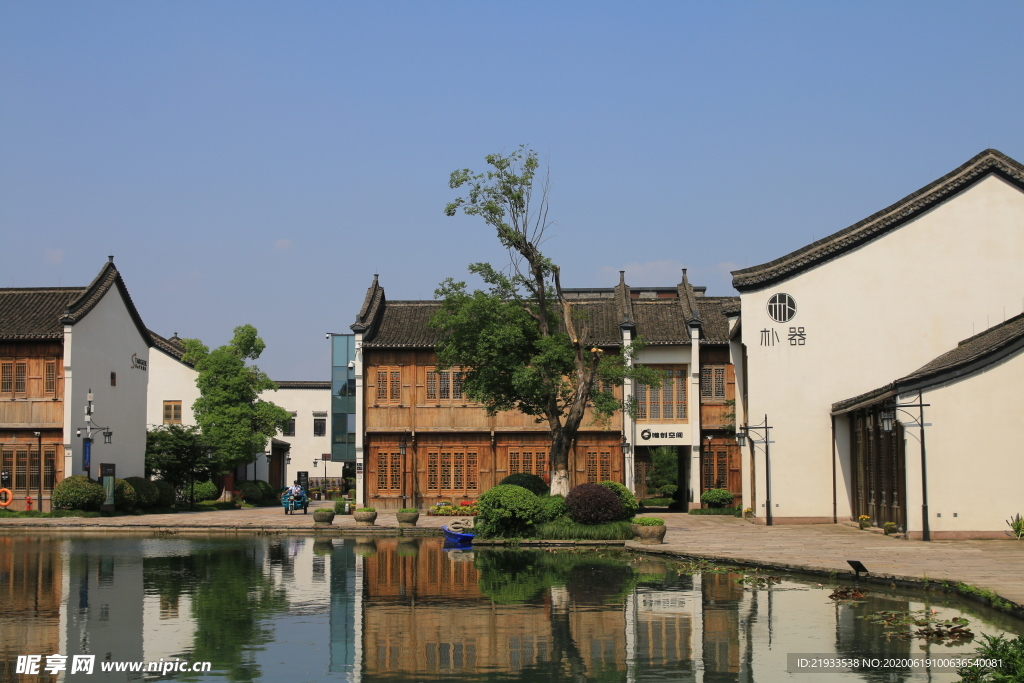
[2,2,1022,380]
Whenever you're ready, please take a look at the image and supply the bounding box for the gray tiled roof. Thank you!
[274,380,331,389]
[696,298,738,344]
[150,330,189,362]
[733,149,1024,292]
[832,312,1024,413]
[363,301,443,347]
[0,259,151,345]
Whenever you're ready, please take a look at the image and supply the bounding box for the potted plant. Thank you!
[353,507,377,526]
[631,517,667,544]
[858,514,871,530]
[313,507,336,526]
[396,508,419,528]
[883,521,898,535]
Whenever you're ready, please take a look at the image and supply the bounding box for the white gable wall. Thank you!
[146,348,199,427]
[62,287,150,480]
[741,175,1024,522]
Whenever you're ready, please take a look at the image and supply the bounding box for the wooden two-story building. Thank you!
[348,271,740,510]
[0,258,151,510]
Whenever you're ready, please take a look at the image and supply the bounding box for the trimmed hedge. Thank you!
[113,479,137,510]
[237,480,266,505]
[700,488,734,508]
[52,475,105,511]
[565,483,624,525]
[536,495,568,524]
[598,481,638,520]
[476,485,541,538]
[152,480,176,508]
[254,479,275,502]
[188,480,219,502]
[498,472,549,497]
[689,506,742,516]
[125,477,159,508]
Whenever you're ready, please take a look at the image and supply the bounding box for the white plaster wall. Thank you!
[63,287,150,479]
[258,386,331,484]
[901,348,1024,534]
[742,175,1024,520]
[146,349,199,427]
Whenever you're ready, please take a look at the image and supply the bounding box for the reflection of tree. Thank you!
[143,541,289,682]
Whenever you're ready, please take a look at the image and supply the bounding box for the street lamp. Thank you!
[736,414,773,526]
[879,393,931,541]
[76,390,112,481]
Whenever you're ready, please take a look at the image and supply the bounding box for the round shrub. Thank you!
[125,477,159,508]
[237,480,265,505]
[152,480,176,508]
[476,484,541,538]
[254,479,275,501]
[657,484,678,497]
[598,481,638,520]
[52,475,105,511]
[565,483,624,525]
[498,472,549,497]
[113,479,137,510]
[536,495,568,523]
[188,480,219,502]
[700,488,734,508]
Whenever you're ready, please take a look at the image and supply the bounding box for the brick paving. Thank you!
[3,504,1022,615]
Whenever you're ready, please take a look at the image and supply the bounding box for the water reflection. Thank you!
[0,534,1019,682]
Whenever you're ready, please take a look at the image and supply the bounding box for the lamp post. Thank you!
[75,389,112,481]
[736,415,773,526]
[880,392,930,541]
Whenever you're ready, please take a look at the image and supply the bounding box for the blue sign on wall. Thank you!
[83,439,92,470]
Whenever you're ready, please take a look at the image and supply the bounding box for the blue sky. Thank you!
[2,2,1022,380]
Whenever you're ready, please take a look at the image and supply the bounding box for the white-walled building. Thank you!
[0,258,151,509]
[147,330,330,490]
[730,149,1024,536]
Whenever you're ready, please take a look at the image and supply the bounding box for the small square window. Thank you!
[111,372,117,387]
[162,401,182,424]
[283,414,296,437]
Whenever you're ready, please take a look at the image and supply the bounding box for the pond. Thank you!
[0,534,1019,682]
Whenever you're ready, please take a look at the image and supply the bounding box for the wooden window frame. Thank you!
[0,360,11,395]
[14,361,27,396]
[373,366,404,405]
[424,366,471,404]
[313,417,326,437]
[635,365,688,422]
[162,400,183,424]
[425,446,479,496]
[506,446,548,481]
[44,359,57,396]
[700,365,728,404]
[585,447,612,483]
[281,412,296,436]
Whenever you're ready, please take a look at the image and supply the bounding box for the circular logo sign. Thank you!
[640,429,652,441]
[767,293,797,323]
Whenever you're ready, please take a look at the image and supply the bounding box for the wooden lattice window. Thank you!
[0,361,11,395]
[14,361,27,396]
[44,359,57,395]
[425,367,467,403]
[163,401,183,424]
[43,446,57,489]
[375,367,403,404]
[426,448,478,494]
[508,447,547,479]
[585,448,611,483]
[375,448,403,492]
[702,449,729,490]
[700,365,727,403]
[636,365,687,421]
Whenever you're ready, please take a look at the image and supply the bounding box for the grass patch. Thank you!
[688,506,741,516]
[532,518,634,540]
[0,509,103,518]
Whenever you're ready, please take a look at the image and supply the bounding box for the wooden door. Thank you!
[700,439,740,506]
[851,411,906,530]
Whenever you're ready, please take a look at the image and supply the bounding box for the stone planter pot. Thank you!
[859,520,871,530]
[353,510,378,527]
[632,524,667,544]
[396,511,420,528]
[313,509,335,526]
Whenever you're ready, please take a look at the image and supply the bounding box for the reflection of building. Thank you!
[348,273,739,509]
[0,537,64,679]
[0,258,150,510]
[731,149,1024,535]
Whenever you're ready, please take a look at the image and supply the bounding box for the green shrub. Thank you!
[498,472,549,496]
[657,484,678,497]
[333,500,349,514]
[688,506,741,516]
[699,488,734,508]
[51,475,105,511]
[397,508,418,513]
[253,480,275,502]
[599,481,638,519]
[536,495,567,523]
[565,483,624,525]
[237,480,266,505]
[476,485,541,538]
[957,633,1024,682]
[152,480,176,508]
[356,507,375,512]
[632,517,665,526]
[641,497,674,507]
[125,477,159,508]
[188,480,219,502]
[113,479,137,510]
[533,518,634,540]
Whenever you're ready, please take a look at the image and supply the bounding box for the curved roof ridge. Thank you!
[733,149,1024,292]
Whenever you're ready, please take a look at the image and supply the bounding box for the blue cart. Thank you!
[282,491,309,514]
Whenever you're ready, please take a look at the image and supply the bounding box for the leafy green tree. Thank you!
[180,325,291,474]
[434,146,661,496]
[145,424,217,508]
[649,446,679,490]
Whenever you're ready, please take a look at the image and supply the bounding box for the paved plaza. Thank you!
[3,505,1022,613]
